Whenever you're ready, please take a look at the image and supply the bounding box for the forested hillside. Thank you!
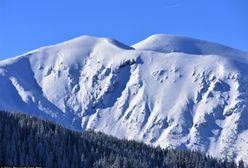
[0,111,242,168]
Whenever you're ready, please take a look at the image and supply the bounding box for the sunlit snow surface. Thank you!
[1,35,248,164]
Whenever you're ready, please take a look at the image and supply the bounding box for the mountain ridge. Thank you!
[0,34,248,164]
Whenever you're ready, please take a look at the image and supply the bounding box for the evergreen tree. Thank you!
[239,159,245,168]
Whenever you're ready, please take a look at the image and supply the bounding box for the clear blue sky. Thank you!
[0,0,247,60]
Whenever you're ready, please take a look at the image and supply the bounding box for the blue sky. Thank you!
[0,0,247,60]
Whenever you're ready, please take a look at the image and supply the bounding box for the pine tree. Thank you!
[238,159,245,168]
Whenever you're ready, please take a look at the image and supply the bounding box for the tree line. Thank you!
[0,111,244,168]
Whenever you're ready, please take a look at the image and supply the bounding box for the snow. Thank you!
[133,34,247,58]
[0,34,248,164]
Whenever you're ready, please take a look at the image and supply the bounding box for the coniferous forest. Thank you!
[0,111,242,168]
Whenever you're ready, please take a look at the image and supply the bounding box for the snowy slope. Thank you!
[1,34,248,164]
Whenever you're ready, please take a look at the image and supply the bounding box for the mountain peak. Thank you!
[133,34,247,57]
[57,35,133,50]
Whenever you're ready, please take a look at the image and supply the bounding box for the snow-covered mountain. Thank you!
[1,34,248,164]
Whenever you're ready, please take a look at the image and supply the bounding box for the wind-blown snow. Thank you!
[1,34,248,164]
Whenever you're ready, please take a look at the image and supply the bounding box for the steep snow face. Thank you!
[1,34,248,164]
